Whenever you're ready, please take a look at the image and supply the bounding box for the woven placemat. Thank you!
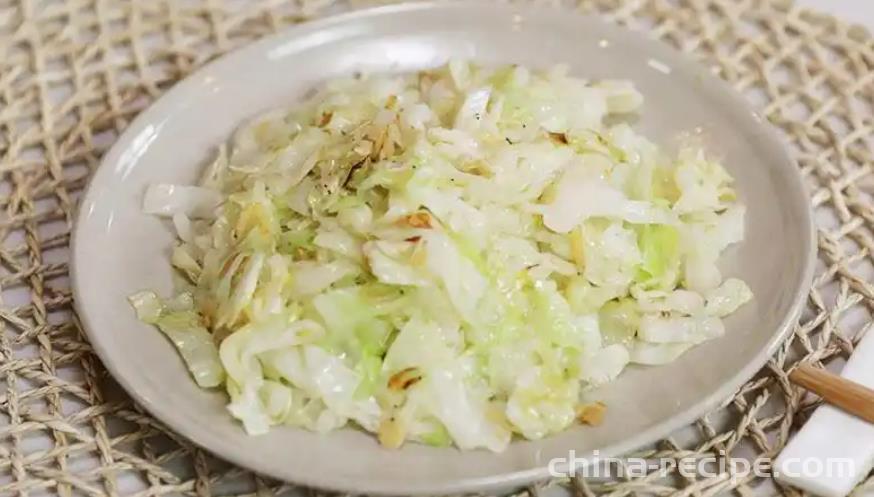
[2,0,873,496]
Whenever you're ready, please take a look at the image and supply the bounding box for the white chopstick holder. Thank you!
[774,330,874,497]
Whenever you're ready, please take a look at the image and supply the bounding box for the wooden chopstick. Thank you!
[789,364,874,424]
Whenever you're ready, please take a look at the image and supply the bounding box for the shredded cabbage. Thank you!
[131,61,752,450]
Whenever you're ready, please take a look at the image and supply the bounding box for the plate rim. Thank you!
[71,1,817,494]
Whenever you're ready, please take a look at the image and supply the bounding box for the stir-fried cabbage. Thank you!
[130,61,752,451]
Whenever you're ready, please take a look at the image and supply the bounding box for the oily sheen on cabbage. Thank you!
[129,61,752,451]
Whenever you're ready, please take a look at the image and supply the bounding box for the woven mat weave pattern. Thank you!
[1,0,873,496]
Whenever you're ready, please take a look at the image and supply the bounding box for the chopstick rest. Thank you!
[774,331,874,497]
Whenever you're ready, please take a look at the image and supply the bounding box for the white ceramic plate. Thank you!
[72,2,815,495]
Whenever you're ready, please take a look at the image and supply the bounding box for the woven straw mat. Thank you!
[1,0,873,496]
